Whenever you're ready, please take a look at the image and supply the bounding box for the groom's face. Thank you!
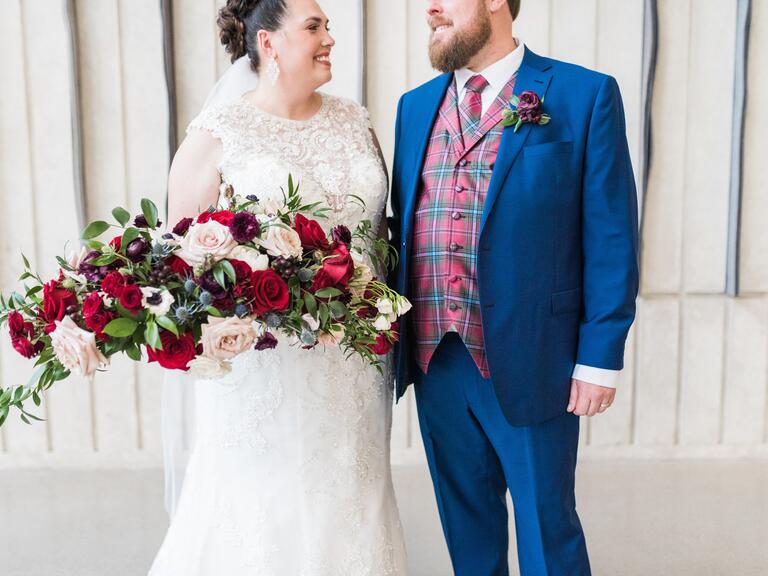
[427,0,492,72]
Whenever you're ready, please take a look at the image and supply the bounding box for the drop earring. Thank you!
[267,54,280,86]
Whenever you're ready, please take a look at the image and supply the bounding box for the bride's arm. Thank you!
[369,128,390,244]
[166,130,223,229]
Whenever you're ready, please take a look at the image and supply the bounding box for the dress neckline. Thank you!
[238,92,329,125]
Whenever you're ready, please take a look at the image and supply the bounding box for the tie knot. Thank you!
[464,74,489,94]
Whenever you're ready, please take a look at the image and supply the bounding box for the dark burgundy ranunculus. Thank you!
[250,269,289,315]
[172,217,194,236]
[294,214,330,251]
[331,225,352,246]
[229,212,261,243]
[134,214,162,229]
[119,284,143,312]
[197,270,230,301]
[126,238,150,262]
[254,332,278,351]
[78,250,107,283]
[516,90,543,124]
[146,331,199,371]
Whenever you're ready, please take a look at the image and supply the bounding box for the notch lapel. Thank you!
[480,50,554,235]
[401,73,454,241]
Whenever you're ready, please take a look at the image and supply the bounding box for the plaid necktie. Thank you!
[458,74,489,138]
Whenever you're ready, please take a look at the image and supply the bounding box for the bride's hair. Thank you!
[217,0,288,72]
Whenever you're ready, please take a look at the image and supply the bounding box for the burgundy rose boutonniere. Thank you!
[502,90,551,133]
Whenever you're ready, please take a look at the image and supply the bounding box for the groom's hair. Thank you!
[508,0,521,20]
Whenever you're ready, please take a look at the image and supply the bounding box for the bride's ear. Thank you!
[256,29,274,59]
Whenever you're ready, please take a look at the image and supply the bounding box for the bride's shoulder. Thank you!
[186,100,258,137]
[322,93,372,124]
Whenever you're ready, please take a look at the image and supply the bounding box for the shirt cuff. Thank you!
[572,364,619,388]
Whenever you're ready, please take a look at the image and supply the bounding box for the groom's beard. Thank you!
[428,6,492,73]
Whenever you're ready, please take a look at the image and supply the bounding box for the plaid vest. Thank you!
[411,74,517,378]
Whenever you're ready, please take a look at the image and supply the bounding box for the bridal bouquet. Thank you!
[0,176,410,426]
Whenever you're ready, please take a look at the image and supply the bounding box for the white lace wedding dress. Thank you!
[147,93,408,576]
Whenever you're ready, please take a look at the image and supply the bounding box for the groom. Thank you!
[389,0,639,574]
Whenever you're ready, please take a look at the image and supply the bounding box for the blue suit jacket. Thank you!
[388,48,640,426]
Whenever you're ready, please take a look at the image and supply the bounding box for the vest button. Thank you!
[448,302,459,311]
[449,275,461,283]
[451,211,462,220]
[449,242,460,252]
[454,185,464,193]
[459,159,469,167]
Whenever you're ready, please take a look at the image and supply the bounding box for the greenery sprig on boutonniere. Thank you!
[502,90,551,133]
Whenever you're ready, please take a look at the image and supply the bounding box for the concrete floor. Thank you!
[0,460,766,575]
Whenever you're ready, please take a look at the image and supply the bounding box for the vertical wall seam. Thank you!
[718,299,731,444]
[64,0,87,232]
[160,0,177,222]
[638,0,657,241]
[726,0,752,297]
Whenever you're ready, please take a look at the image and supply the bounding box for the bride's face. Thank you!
[267,0,335,90]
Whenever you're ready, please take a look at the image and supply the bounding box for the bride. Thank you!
[148,0,408,574]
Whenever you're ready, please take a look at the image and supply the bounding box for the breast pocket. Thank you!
[522,141,574,159]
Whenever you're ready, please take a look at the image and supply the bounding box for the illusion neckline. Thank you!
[238,92,330,125]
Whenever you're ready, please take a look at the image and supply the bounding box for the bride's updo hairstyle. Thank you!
[217,0,288,72]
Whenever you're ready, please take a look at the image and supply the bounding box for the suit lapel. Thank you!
[480,49,554,235]
[402,73,454,239]
[460,76,518,157]
[438,80,465,156]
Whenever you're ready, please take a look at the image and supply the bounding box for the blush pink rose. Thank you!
[50,316,109,379]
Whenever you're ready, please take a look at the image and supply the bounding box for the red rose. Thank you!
[101,271,127,298]
[229,259,253,282]
[82,292,115,341]
[197,210,235,226]
[119,284,143,312]
[146,331,199,371]
[7,311,26,336]
[166,255,193,278]
[370,322,399,355]
[294,214,330,251]
[110,236,122,251]
[11,335,43,359]
[311,243,355,291]
[42,280,78,328]
[250,269,289,315]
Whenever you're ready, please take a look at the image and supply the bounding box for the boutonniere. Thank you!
[502,91,551,133]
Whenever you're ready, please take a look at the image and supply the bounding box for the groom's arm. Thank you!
[570,75,639,414]
[386,95,406,290]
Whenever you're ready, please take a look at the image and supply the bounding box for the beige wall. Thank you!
[0,0,766,467]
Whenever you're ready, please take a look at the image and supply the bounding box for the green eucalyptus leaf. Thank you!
[112,207,131,227]
[141,198,159,229]
[156,315,179,337]
[81,220,110,240]
[103,317,139,338]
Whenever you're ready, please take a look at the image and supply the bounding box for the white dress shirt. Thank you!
[448,39,620,389]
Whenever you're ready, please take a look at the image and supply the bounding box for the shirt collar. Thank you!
[454,38,525,96]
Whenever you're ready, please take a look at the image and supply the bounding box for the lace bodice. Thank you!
[187,92,388,233]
